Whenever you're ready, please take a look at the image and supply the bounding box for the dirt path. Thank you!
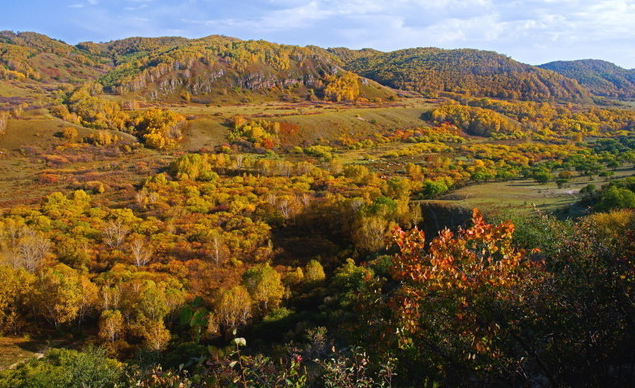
[6,351,45,370]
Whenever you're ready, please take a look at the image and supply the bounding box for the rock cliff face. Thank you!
[0,31,394,102]
[96,36,343,100]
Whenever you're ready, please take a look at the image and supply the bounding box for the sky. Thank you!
[2,0,635,68]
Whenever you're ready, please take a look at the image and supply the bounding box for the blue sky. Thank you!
[3,0,635,68]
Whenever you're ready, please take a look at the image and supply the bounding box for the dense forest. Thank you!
[338,48,592,102]
[540,59,635,99]
[0,31,635,387]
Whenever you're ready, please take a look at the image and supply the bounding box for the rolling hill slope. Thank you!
[337,47,591,102]
[540,59,635,99]
[6,31,631,106]
[93,35,395,102]
[0,31,107,83]
[0,32,396,104]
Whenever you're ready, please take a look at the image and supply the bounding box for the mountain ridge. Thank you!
[539,59,635,99]
[1,30,634,103]
[334,47,592,102]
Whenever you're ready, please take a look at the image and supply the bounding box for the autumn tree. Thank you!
[102,220,129,248]
[352,216,391,253]
[207,230,229,266]
[304,259,326,285]
[137,317,171,351]
[208,285,253,338]
[60,83,129,130]
[91,131,118,146]
[525,210,635,386]
[77,276,99,325]
[133,108,187,150]
[227,119,281,150]
[405,163,424,181]
[98,309,124,343]
[0,111,8,136]
[430,102,521,137]
[241,264,285,314]
[128,237,152,267]
[61,126,78,140]
[30,264,91,328]
[0,265,34,334]
[120,278,183,351]
[324,71,360,102]
[385,210,543,384]
[9,227,51,273]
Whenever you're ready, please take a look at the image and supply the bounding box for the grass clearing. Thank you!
[0,81,38,100]
[280,106,432,143]
[174,99,436,149]
[436,165,635,216]
[0,109,168,206]
[181,116,229,150]
[0,337,41,370]
[0,110,137,152]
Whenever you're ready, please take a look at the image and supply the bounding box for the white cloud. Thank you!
[124,4,149,11]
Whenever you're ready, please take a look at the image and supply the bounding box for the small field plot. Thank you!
[438,166,635,215]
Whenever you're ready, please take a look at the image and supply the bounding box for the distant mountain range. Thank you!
[1,30,633,103]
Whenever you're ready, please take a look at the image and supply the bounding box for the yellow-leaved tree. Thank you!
[241,263,285,314]
[324,71,360,102]
[134,108,187,150]
[0,265,34,334]
[30,264,94,328]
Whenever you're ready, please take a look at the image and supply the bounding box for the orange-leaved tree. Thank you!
[387,209,545,384]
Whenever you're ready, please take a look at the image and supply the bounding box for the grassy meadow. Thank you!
[435,165,635,216]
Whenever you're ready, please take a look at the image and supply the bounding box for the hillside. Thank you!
[0,32,396,105]
[540,59,635,99]
[325,46,382,64]
[93,35,396,102]
[0,31,107,83]
[3,30,635,388]
[0,31,601,106]
[339,47,591,102]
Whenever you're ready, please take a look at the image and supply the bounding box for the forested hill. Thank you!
[540,59,635,99]
[336,47,592,102]
[0,31,108,83]
[94,35,397,101]
[0,32,396,102]
[325,47,381,65]
[5,30,633,104]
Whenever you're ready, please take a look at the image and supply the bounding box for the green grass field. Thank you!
[436,166,635,216]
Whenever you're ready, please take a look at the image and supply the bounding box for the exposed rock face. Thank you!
[101,37,342,99]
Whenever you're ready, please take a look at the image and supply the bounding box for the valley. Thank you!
[0,30,635,387]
